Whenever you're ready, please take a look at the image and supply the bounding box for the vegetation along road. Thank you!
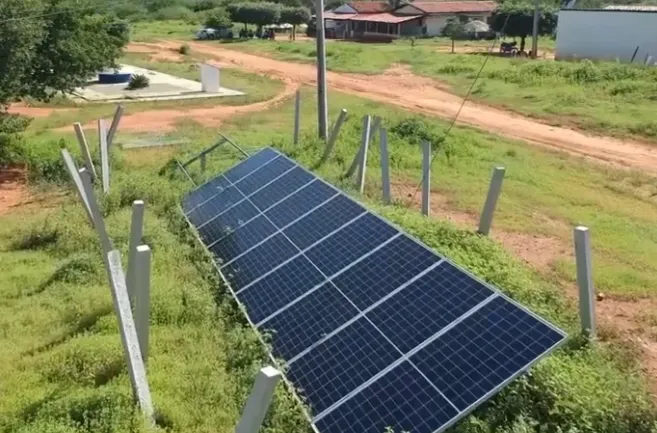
[142,40,657,173]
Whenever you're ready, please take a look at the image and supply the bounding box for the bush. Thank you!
[179,44,191,55]
[153,5,195,21]
[204,7,231,29]
[126,74,150,90]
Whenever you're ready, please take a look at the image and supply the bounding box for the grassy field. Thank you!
[2,83,657,432]
[207,35,657,142]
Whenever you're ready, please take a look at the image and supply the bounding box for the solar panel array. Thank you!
[182,148,567,433]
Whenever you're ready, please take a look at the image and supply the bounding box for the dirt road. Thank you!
[142,41,657,173]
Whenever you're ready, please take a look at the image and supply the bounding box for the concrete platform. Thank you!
[73,64,244,103]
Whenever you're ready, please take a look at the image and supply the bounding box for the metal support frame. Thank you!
[135,245,151,364]
[98,119,110,194]
[182,138,227,168]
[357,115,372,194]
[79,168,113,255]
[478,166,506,236]
[176,160,196,186]
[73,123,97,181]
[421,141,431,216]
[126,200,145,302]
[293,90,301,145]
[61,149,93,225]
[235,366,282,433]
[218,133,249,158]
[345,115,372,179]
[379,127,391,205]
[320,108,348,167]
[574,226,596,338]
[107,104,124,148]
[107,250,154,422]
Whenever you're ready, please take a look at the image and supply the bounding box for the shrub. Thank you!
[126,74,149,90]
[153,5,195,21]
[179,44,191,55]
[204,6,231,29]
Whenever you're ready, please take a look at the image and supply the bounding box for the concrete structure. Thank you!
[555,8,657,62]
[325,1,496,40]
[200,64,220,93]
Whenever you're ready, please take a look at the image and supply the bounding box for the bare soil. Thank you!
[142,40,657,174]
[0,168,29,215]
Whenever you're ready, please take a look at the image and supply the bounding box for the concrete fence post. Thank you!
[107,104,124,148]
[421,141,431,216]
[379,127,391,205]
[73,123,97,181]
[320,108,348,167]
[235,366,282,433]
[135,245,151,365]
[574,226,596,338]
[61,149,94,225]
[126,200,145,303]
[478,166,506,236]
[79,168,113,256]
[200,153,207,173]
[357,115,372,194]
[293,90,301,145]
[98,119,110,194]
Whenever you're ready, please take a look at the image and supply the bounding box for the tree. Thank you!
[227,2,281,31]
[280,6,310,40]
[490,3,557,53]
[0,0,130,109]
[205,7,232,28]
[442,17,465,53]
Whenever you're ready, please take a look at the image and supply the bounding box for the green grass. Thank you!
[3,84,657,432]
[215,37,657,142]
[130,20,198,43]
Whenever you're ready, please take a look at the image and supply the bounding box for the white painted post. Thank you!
[126,200,145,303]
[106,105,124,148]
[61,149,93,225]
[293,90,301,145]
[235,366,282,433]
[107,250,155,422]
[357,115,372,194]
[369,116,382,142]
[200,153,207,173]
[135,245,151,365]
[98,119,110,194]
[379,127,391,205]
[73,123,97,181]
[345,115,372,179]
[478,166,506,236]
[79,168,113,255]
[421,141,431,216]
[574,226,596,338]
[320,108,348,167]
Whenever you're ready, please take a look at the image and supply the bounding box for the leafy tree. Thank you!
[442,17,465,52]
[227,2,281,30]
[280,6,310,40]
[490,3,557,53]
[192,0,222,11]
[204,6,232,28]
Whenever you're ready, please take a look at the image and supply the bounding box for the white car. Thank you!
[196,28,218,40]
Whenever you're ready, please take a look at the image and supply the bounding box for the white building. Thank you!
[555,7,657,63]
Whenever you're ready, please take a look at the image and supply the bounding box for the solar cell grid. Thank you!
[233,156,296,197]
[250,167,315,211]
[223,148,279,183]
[265,180,338,228]
[187,187,245,227]
[210,215,277,265]
[197,199,259,245]
[183,175,231,212]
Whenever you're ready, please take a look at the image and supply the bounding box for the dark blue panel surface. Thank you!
[265,180,337,228]
[198,200,260,245]
[411,296,565,411]
[306,213,399,277]
[261,282,359,361]
[187,187,245,227]
[183,175,231,212]
[210,215,277,264]
[237,255,325,324]
[224,148,279,183]
[367,262,494,353]
[284,195,366,250]
[332,235,441,311]
[234,157,295,197]
[222,233,299,289]
[288,317,398,415]
[250,167,315,212]
[315,361,458,433]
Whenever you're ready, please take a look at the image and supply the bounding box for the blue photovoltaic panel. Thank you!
[261,281,359,361]
[197,199,259,245]
[210,215,277,264]
[223,148,279,183]
[367,262,495,353]
[237,255,325,324]
[187,187,245,227]
[182,147,568,433]
[234,156,296,197]
[265,180,337,228]
[331,235,442,310]
[283,195,367,250]
[315,361,458,433]
[288,317,399,414]
[411,296,564,411]
[222,232,299,289]
[250,167,315,211]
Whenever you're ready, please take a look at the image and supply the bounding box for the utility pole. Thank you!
[531,0,540,58]
[315,0,329,140]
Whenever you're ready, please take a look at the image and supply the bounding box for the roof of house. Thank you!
[408,1,497,13]
[350,12,423,22]
[324,11,358,19]
[603,4,657,10]
[347,1,391,13]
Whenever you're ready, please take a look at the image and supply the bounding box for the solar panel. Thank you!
[182,147,567,433]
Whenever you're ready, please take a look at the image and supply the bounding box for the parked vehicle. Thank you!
[195,27,233,40]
